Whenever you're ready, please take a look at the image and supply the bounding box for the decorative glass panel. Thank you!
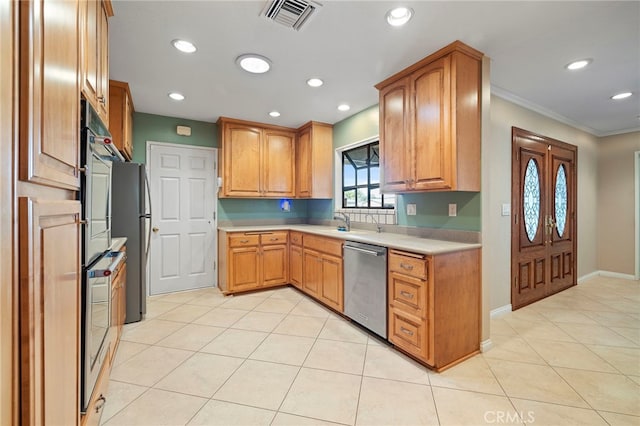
[523,159,541,242]
[555,164,568,237]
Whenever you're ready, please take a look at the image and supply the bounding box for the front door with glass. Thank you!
[511,128,577,310]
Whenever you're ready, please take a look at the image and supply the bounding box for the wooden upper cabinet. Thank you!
[218,117,295,198]
[296,122,333,199]
[81,0,112,126]
[109,80,134,160]
[376,40,482,192]
[19,0,81,190]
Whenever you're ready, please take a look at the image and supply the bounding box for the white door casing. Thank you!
[147,142,217,295]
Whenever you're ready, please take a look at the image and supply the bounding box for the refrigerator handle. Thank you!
[144,170,152,263]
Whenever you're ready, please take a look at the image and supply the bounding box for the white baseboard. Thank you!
[577,270,600,283]
[579,270,637,283]
[490,304,512,318]
[480,339,493,352]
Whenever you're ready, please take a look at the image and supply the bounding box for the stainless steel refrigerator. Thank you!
[111,162,151,323]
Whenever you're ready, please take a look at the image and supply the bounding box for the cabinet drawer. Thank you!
[81,342,111,426]
[388,308,428,361]
[290,231,303,246]
[260,232,288,245]
[228,234,259,247]
[389,250,427,279]
[303,234,342,257]
[389,271,427,317]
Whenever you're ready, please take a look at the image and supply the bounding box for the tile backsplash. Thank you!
[334,208,397,226]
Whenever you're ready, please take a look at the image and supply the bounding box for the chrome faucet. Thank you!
[365,213,382,233]
[333,212,350,231]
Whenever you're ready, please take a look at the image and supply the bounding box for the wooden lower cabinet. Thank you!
[81,350,110,426]
[301,235,344,312]
[110,246,127,363]
[289,235,303,289]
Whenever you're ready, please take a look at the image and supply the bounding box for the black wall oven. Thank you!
[80,100,124,412]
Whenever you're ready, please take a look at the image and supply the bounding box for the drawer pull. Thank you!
[400,291,414,299]
[240,239,249,243]
[95,394,106,413]
[400,327,414,336]
[400,263,414,271]
[270,237,279,241]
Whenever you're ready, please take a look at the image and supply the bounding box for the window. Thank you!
[342,141,395,209]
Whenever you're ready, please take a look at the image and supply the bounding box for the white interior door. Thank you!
[147,142,217,295]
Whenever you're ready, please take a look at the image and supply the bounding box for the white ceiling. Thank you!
[109,0,640,137]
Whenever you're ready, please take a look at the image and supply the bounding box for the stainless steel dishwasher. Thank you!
[343,241,388,339]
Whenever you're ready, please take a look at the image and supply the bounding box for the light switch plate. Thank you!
[407,203,417,216]
[448,203,457,217]
[502,203,511,216]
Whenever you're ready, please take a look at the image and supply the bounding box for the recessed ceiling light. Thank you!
[171,39,197,53]
[338,104,350,112]
[236,54,271,74]
[386,7,413,26]
[168,92,185,101]
[269,111,281,117]
[565,59,592,70]
[611,92,632,100]
[307,78,324,87]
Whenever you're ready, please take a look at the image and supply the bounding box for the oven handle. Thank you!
[87,252,125,278]
[344,245,385,257]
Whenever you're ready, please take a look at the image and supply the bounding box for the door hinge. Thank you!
[213,212,216,220]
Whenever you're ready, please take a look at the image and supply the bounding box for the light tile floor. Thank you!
[102,276,639,425]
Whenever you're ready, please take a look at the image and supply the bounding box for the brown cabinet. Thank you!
[302,235,344,312]
[219,231,289,294]
[109,80,134,160]
[387,248,481,371]
[296,122,333,198]
[110,245,127,363]
[289,231,303,289]
[218,118,295,198]
[81,0,112,125]
[376,41,482,192]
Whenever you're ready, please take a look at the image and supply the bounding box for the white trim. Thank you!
[577,270,600,283]
[145,140,216,154]
[480,339,493,353]
[635,151,640,280]
[490,304,512,318]
[599,270,637,281]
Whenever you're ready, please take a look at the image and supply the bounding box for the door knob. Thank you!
[152,227,159,233]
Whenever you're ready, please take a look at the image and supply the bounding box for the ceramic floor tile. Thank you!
[586,345,640,376]
[482,335,546,365]
[586,311,640,328]
[184,295,227,308]
[609,326,640,345]
[289,300,332,318]
[629,375,640,385]
[120,319,186,345]
[200,328,268,358]
[303,339,367,375]
[249,333,315,366]
[505,318,576,343]
[537,309,600,325]
[145,300,182,319]
[99,380,148,424]
[220,294,266,310]
[155,291,202,304]
[111,341,150,367]
[432,387,522,426]
[155,323,226,351]
[192,307,248,328]
[103,388,207,426]
[280,367,361,425]
[597,411,640,426]
[213,360,299,410]
[270,412,345,426]
[187,399,275,425]
[110,346,194,387]
[490,318,518,336]
[556,323,637,347]
[526,340,618,373]
[318,318,369,344]
[356,376,438,426]
[230,311,286,332]
[429,355,504,395]
[363,345,430,385]
[510,398,608,426]
[268,287,305,303]
[252,297,297,314]
[272,314,326,338]
[486,358,588,408]
[157,304,212,323]
[555,368,640,416]
[154,352,244,398]
[601,298,640,313]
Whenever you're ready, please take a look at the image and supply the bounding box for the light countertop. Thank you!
[111,237,127,252]
[218,225,480,255]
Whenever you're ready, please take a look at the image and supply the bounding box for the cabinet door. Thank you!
[81,0,99,106]
[320,254,343,312]
[123,91,133,159]
[388,307,428,362]
[20,0,80,190]
[411,56,452,190]
[228,246,261,291]
[388,271,427,318]
[263,130,295,197]
[96,0,109,124]
[296,128,311,197]
[302,249,321,296]
[379,77,411,192]
[262,244,288,286]
[19,198,81,426]
[289,244,303,289]
[222,124,262,197]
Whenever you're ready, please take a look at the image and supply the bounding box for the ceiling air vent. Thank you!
[262,0,321,31]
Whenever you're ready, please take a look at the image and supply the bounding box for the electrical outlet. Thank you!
[407,203,417,216]
[448,203,457,217]
[501,203,511,216]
